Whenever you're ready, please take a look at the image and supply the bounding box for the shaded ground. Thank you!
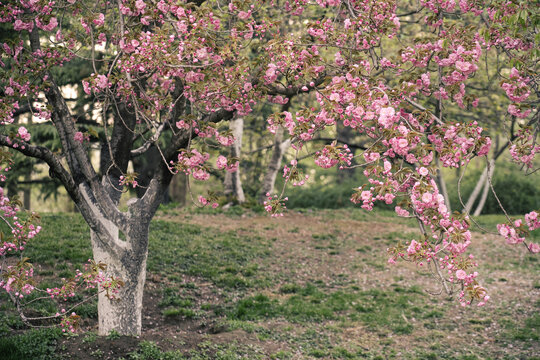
[1,208,539,359]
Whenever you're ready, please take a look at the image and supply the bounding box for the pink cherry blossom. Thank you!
[529,243,540,253]
[455,270,467,280]
[237,11,250,20]
[17,127,30,142]
[216,155,227,170]
[96,75,110,89]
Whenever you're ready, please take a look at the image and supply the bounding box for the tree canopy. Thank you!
[0,0,538,335]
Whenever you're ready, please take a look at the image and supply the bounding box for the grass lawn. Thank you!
[0,207,538,359]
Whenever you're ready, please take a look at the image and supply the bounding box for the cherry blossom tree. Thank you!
[0,0,538,336]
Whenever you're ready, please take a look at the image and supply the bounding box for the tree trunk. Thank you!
[23,117,32,210]
[473,160,495,217]
[259,127,290,204]
[23,173,31,210]
[169,173,187,207]
[224,117,245,203]
[3,26,234,338]
[132,146,161,199]
[336,122,355,184]
[464,136,506,214]
[463,166,489,214]
[435,157,452,214]
[90,216,149,335]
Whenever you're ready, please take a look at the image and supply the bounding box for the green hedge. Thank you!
[284,166,539,214]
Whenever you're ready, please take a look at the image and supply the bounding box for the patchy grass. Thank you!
[0,208,538,359]
[229,284,428,336]
[0,328,61,360]
[148,220,272,289]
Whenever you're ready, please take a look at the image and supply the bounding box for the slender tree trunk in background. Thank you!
[224,117,245,203]
[23,117,32,210]
[259,126,291,204]
[463,166,488,214]
[23,173,31,210]
[464,137,504,214]
[473,159,495,216]
[435,157,452,214]
[6,175,18,199]
[7,116,18,199]
[473,136,500,216]
[169,173,187,207]
[132,146,161,199]
[336,122,355,184]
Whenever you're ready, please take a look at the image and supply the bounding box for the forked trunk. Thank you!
[90,221,149,336]
[473,160,495,216]
[259,126,290,204]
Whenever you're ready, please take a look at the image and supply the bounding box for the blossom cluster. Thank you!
[497,211,540,253]
[119,173,139,189]
[174,149,211,181]
[314,143,353,169]
[263,193,288,217]
[508,127,539,169]
[283,160,309,187]
[216,155,239,173]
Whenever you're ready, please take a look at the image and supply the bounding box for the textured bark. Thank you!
[0,99,226,338]
[259,127,290,204]
[90,220,149,335]
[224,117,245,203]
[79,179,153,335]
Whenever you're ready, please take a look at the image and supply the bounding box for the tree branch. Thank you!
[0,135,76,199]
[28,27,128,229]
[0,135,125,257]
[265,75,328,97]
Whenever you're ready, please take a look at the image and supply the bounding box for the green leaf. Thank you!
[87,127,99,139]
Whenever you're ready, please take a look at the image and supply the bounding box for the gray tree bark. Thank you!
[463,166,489,214]
[336,122,355,184]
[224,117,245,203]
[435,157,452,214]
[259,126,290,204]
[472,160,495,216]
[89,217,149,335]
